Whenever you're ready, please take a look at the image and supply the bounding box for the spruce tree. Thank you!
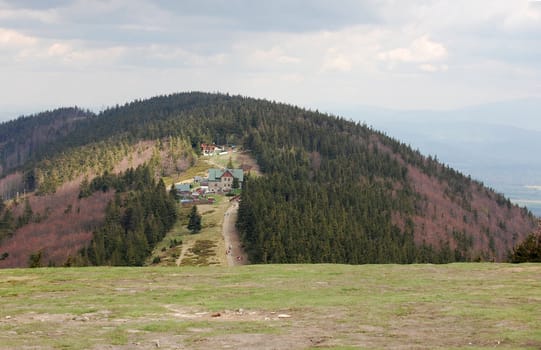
[187,205,202,233]
[509,232,541,263]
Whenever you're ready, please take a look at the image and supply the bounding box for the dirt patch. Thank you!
[187,333,319,350]
[236,151,261,176]
[166,306,295,322]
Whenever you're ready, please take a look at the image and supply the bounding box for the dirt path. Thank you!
[175,240,191,266]
[223,199,249,266]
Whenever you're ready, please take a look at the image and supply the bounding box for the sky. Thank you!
[1,0,541,119]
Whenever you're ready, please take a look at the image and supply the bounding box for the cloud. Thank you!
[48,44,126,65]
[419,63,448,73]
[0,4,58,23]
[47,42,71,56]
[378,35,447,63]
[0,0,540,113]
[250,47,301,66]
[118,24,166,32]
[140,45,227,67]
[322,52,353,72]
[0,28,37,47]
[3,35,127,68]
[279,73,304,83]
[156,0,379,33]
[503,1,541,31]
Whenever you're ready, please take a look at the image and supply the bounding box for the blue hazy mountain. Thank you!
[338,98,541,216]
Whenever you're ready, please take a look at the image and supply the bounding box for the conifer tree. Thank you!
[187,205,202,233]
[509,232,541,263]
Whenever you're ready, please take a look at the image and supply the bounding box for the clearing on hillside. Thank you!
[148,151,255,267]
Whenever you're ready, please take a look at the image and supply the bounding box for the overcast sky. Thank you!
[1,0,540,119]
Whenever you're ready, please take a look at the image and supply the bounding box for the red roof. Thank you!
[201,143,217,151]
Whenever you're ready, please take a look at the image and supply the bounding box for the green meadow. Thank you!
[0,263,540,349]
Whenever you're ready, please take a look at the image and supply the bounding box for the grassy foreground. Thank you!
[0,264,540,349]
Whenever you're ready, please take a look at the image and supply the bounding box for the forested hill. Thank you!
[0,92,536,266]
[0,107,94,176]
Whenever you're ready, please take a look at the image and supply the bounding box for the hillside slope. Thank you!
[0,108,94,199]
[0,92,536,267]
